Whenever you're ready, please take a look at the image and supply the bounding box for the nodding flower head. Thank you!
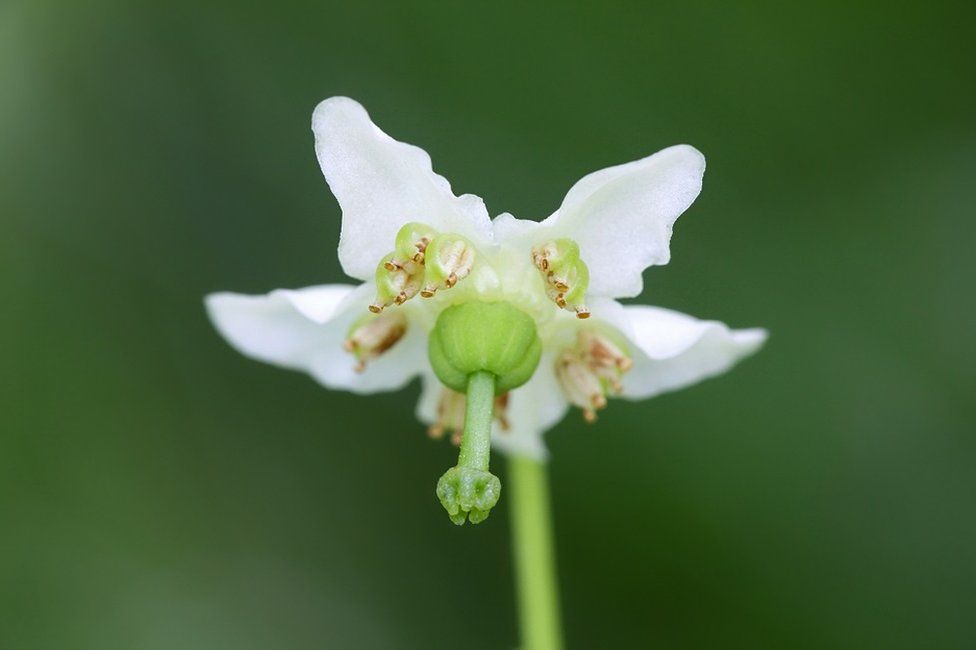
[205,96,767,525]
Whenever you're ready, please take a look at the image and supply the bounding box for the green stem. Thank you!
[509,455,564,650]
[457,371,494,471]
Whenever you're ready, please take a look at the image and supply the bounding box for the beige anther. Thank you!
[428,387,511,441]
[344,311,408,372]
[555,329,633,420]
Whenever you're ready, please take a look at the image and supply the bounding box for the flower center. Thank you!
[555,328,633,421]
[357,222,580,378]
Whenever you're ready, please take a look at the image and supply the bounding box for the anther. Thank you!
[428,388,466,440]
[494,393,511,432]
[555,350,607,422]
[372,252,424,312]
[531,241,559,273]
[390,222,438,269]
[428,388,512,441]
[555,328,633,421]
[343,311,408,372]
[531,239,591,318]
[580,329,632,373]
[422,234,476,297]
[383,257,423,274]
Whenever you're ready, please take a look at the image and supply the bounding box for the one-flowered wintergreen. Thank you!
[205,97,767,524]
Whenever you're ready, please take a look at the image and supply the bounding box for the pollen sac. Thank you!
[428,389,467,442]
[531,239,591,318]
[371,252,424,312]
[578,329,633,386]
[387,222,437,270]
[342,310,408,372]
[428,389,511,444]
[556,351,607,422]
[555,329,633,422]
[420,234,476,297]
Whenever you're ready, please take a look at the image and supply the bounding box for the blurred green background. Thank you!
[2,1,974,647]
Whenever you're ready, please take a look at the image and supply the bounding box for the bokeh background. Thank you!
[3,1,975,648]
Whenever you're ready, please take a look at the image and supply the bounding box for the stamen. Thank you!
[531,241,559,272]
[383,258,423,274]
[343,311,408,372]
[580,330,632,373]
[421,234,476,297]
[494,393,511,431]
[555,328,633,421]
[392,222,437,268]
[531,239,591,318]
[428,388,511,441]
[372,252,424,312]
[369,223,440,311]
[555,350,607,422]
[428,388,466,440]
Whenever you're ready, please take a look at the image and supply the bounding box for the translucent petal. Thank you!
[205,283,426,394]
[494,145,705,299]
[613,304,766,399]
[312,97,492,281]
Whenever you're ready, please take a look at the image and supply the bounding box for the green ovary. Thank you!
[428,301,543,525]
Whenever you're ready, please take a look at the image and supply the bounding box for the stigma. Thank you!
[555,328,632,421]
[531,239,590,318]
[342,310,408,372]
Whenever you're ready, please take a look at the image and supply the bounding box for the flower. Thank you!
[206,97,766,462]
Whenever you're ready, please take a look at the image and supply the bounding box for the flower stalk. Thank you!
[510,454,564,650]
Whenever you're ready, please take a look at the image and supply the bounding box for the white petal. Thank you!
[491,211,539,243]
[499,145,704,298]
[414,373,442,426]
[312,97,492,281]
[614,305,766,399]
[205,283,426,394]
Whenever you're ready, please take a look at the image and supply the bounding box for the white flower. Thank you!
[206,97,766,460]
